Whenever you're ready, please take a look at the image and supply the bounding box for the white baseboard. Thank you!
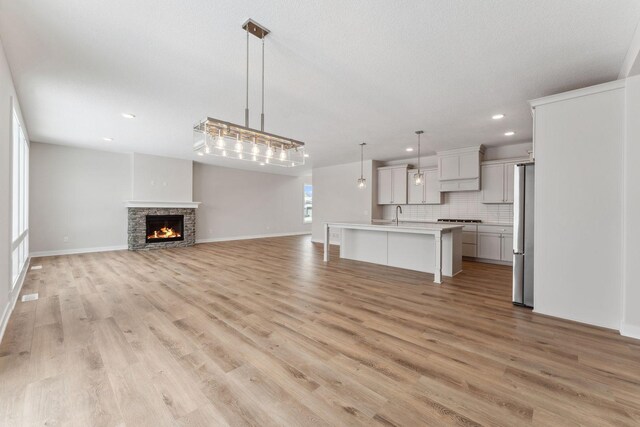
[311,239,341,246]
[30,245,128,258]
[620,323,640,340]
[0,257,30,345]
[197,231,311,244]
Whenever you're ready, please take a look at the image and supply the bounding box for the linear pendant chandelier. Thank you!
[193,19,305,167]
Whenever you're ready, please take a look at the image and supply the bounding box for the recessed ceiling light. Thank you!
[197,152,204,156]
[304,153,310,158]
[102,137,113,142]
[504,131,515,136]
[259,162,265,166]
[121,113,136,119]
[492,114,505,120]
[406,147,414,152]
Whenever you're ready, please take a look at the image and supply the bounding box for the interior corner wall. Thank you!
[29,142,131,255]
[192,162,311,242]
[622,75,640,337]
[533,87,624,330]
[312,160,373,244]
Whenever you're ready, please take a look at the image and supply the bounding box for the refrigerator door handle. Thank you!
[513,165,525,254]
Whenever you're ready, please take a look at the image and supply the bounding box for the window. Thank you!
[303,184,312,223]
[11,105,29,289]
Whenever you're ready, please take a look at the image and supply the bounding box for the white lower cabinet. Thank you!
[501,234,513,262]
[476,229,513,263]
[477,233,502,260]
[461,226,477,257]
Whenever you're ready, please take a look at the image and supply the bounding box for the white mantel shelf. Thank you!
[124,201,201,209]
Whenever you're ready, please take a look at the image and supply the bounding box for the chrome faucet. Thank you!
[394,205,403,226]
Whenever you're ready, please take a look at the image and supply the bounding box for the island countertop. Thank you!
[325,221,464,234]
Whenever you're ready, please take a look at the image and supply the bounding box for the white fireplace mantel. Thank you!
[124,200,201,209]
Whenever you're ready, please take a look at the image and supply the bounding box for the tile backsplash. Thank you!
[381,191,514,224]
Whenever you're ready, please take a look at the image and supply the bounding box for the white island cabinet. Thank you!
[323,222,463,284]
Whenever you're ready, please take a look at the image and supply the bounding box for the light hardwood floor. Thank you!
[1,235,639,426]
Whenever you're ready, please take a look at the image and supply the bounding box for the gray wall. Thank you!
[311,160,375,243]
[29,143,312,254]
[132,153,193,202]
[193,162,311,241]
[623,75,640,337]
[30,142,131,254]
[534,86,624,330]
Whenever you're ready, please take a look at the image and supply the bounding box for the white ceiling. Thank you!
[1,0,639,176]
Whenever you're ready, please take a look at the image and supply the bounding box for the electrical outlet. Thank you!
[63,236,69,243]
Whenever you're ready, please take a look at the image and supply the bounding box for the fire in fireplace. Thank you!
[146,215,184,243]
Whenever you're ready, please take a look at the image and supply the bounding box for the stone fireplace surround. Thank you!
[126,202,199,250]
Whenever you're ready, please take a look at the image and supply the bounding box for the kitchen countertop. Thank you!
[372,219,513,227]
[325,221,463,234]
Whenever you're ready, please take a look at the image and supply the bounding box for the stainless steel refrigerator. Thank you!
[513,162,534,307]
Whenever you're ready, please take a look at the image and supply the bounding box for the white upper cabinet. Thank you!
[458,152,480,179]
[407,168,442,205]
[438,156,460,181]
[407,171,423,204]
[424,169,442,204]
[481,160,523,204]
[391,167,407,204]
[505,162,515,203]
[437,146,484,192]
[377,165,408,205]
[481,163,506,203]
[377,168,392,204]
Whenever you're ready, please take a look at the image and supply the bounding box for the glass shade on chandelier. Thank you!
[193,118,305,167]
[357,177,366,189]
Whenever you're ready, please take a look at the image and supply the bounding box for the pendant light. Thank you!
[357,143,367,189]
[414,131,424,185]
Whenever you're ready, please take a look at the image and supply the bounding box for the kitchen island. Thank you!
[323,222,463,283]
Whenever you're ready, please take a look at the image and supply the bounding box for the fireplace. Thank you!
[146,214,184,243]
[127,203,198,251]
